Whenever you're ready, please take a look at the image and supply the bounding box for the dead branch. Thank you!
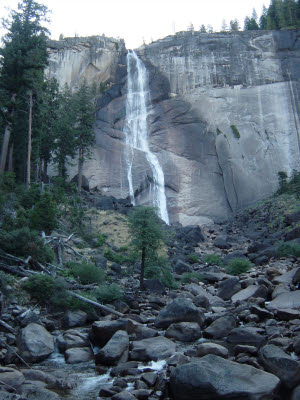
[0,337,31,369]
[0,319,16,334]
[0,262,29,277]
[66,291,124,317]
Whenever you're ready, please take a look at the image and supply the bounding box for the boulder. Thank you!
[20,387,60,400]
[93,255,108,269]
[217,277,241,300]
[267,291,300,311]
[95,330,129,366]
[273,268,300,285]
[259,344,300,388]
[57,329,89,351]
[64,347,93,364]
[231,285,268,303]
[204,316,237,339]
[170,355,280,400]
[174,260,192,275]
[0,367,25,389]
[196,342,228,358]
[130,336,176,361]
[154,297,204,329]
[92,319,135,347]
[17,323,54,362]
[165,322,201,342]
[214,235,230,249]
[70,174,89,191]
[227,327,264,346]
[62,311,88,329]
[143,279,166,294]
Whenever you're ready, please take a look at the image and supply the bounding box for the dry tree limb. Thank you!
[0,319,16,334]
[66,291,124,318]
[0,262,29,277]
[0,337,31,369]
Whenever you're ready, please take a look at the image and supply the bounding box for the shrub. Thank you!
[145,257,178,289]
[187,254,199,264]
[231,125,240,139]
[181,272,203,283]
[18,184,41,209]
[22,275,62,303]
[94,283,123,304]
[0,172,16,192]
[0,227,54,263]
[203,254,223,266]
[276,242,300,258]
[67,262,105,285]
[29,192,57,233]
[226,258,252,275]
[97,233,107,247]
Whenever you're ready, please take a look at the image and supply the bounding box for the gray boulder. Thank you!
[20,387,60,400]
[154,297,204,329]
[196,342,229,358]
[92,319,135,347]
[64,347,93,364]
[267,291,300,311]
[0,367,25,389]
[231,285,268,303]
[93,254,108,269]
[95,330,129,366]
[143,279,166,294]
[259,344,300,388]
[227,327,264,346]
[174,260,192,275]
[217,277,241,300]
[130,336,176,361]
[57,329,89,351]
[204,316,237,339]
[17,323,54,362]
[165,322,201,342]
[170,355,280,400]
[62,310,87,329]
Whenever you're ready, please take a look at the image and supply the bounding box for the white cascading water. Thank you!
[124,51,169,224]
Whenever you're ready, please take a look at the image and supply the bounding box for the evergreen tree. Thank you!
[207,24,214,33]
[221,19,228,32]
[52,85,76,181]
[199,24,207,33]
[128,206,167,290]
[259,5,268,29]
[229,19,240,31]
[244,9,260,30]
[73,80,96,191]
[0,0,49,181]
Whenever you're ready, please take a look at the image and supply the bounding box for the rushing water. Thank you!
[124,51,169,224]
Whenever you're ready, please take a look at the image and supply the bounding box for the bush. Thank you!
[0,172,16,192]
[181,272,203,283]
[94,283,123,304]
[187,254,199,264]
[145,257,178,289]
[203,254,223,266]
[18,184,41,209]
[97,233,107,247]
[29,192,57,233]
[0,227,54,263]
[67,262,105,285]
[226,258,252,275]
[231,125,240,139]
[276,242,300,258]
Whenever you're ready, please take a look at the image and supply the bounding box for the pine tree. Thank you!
[73,80,96,191]
[229,19,240,31]
[221,19,228,32]
[199,24,207,33]
[260,5,268,29]
[0,0,49,181]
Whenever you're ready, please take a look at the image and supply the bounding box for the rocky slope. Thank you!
[48,30,300,226]
[0,192,299,399]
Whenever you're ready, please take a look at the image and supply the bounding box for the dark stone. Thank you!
[70,174,89,191]
[286,227,300,241]
[217,277,241,300]
[227,327,264,346]
[143,279,166,294]
[204,316,237,339]
[174,260,192,275]
[214,235,231,249]
[95,330,129,366]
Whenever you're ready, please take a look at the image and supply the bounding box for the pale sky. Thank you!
[0,0,270,49]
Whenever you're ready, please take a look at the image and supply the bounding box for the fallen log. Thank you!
[0,319,16,334]
[0,262,29,278]
[66,291,124,317]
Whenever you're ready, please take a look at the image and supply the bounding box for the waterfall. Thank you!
[124,51,169,224]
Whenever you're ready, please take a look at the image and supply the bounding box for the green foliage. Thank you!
[203,254,223,266]
[0,227,54,263]
[145,256,178,289]
[97,233,107,247]
[231,125,240,139]
[181,272,204,283]
[276,242,300,258]
[22,274,60,303]
[94,283,123,304]
[0,172,16,192]
[18,184,41,209]
[277,170,300,197]
[104,247,136,265]
[216,128,222,135]
[29,192,57,233]
[226,258,253,275]
[67,261,105,285]
[187,254,199,264]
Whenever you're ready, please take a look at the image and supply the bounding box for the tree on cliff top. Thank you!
[128,206,167,290]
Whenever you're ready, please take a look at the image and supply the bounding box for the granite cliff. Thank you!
[47,31,300,226]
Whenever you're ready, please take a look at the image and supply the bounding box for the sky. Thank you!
[0,0,270,49]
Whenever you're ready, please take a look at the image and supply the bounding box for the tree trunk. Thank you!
[42,159,48,182]
[140,247,146,290]
[26,90,33,189]
[78,146,83,191]
[0,123,12,174]
[8,144,14,172]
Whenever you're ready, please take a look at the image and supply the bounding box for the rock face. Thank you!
[170,354,280,400]
[48,31,300,225]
